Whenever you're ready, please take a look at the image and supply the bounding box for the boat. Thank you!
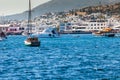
[24,37,40,46]
[92,27,115,37]
[102,33,115,37]
[6,26,22,35]
[24,0,40,47]
[32,27,60,38]
[61,19,109,34]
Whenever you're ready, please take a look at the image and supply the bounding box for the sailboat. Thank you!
[24,0,40,46]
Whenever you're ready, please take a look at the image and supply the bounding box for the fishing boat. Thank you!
[92,27,115,37]
[24,0,40,46]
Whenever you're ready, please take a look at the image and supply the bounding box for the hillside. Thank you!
[77,2,120,15]
[6,0,120,20]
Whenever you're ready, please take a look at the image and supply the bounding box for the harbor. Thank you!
[0,0,120,80]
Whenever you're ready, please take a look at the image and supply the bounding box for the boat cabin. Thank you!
[6,27,23,35]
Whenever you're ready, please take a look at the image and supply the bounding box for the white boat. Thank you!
[32,27,60,38]
[6,26,22,35]
[24,0,40,47]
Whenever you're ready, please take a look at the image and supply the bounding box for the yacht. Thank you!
[32,27,60,38]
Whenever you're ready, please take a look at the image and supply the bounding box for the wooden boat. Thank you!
[92,27,115,37]
[24,37,40,46]
[24,0,40,47]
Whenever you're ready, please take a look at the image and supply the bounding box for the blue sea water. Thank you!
[0,34,120,80]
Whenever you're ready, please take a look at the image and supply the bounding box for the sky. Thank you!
[0,0,50,16]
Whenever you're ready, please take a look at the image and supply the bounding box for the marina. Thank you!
[0,0,120,79]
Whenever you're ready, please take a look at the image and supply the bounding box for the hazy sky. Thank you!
[0,0,50,16]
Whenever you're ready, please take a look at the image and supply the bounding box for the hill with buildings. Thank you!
[76,2,120,16]
[5,0,120,20]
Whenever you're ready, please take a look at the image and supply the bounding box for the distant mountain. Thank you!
[6,0,120,20]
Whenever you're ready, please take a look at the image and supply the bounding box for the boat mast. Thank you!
[28,0,32,34]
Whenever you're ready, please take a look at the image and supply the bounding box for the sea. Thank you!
[0,34,120,80]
